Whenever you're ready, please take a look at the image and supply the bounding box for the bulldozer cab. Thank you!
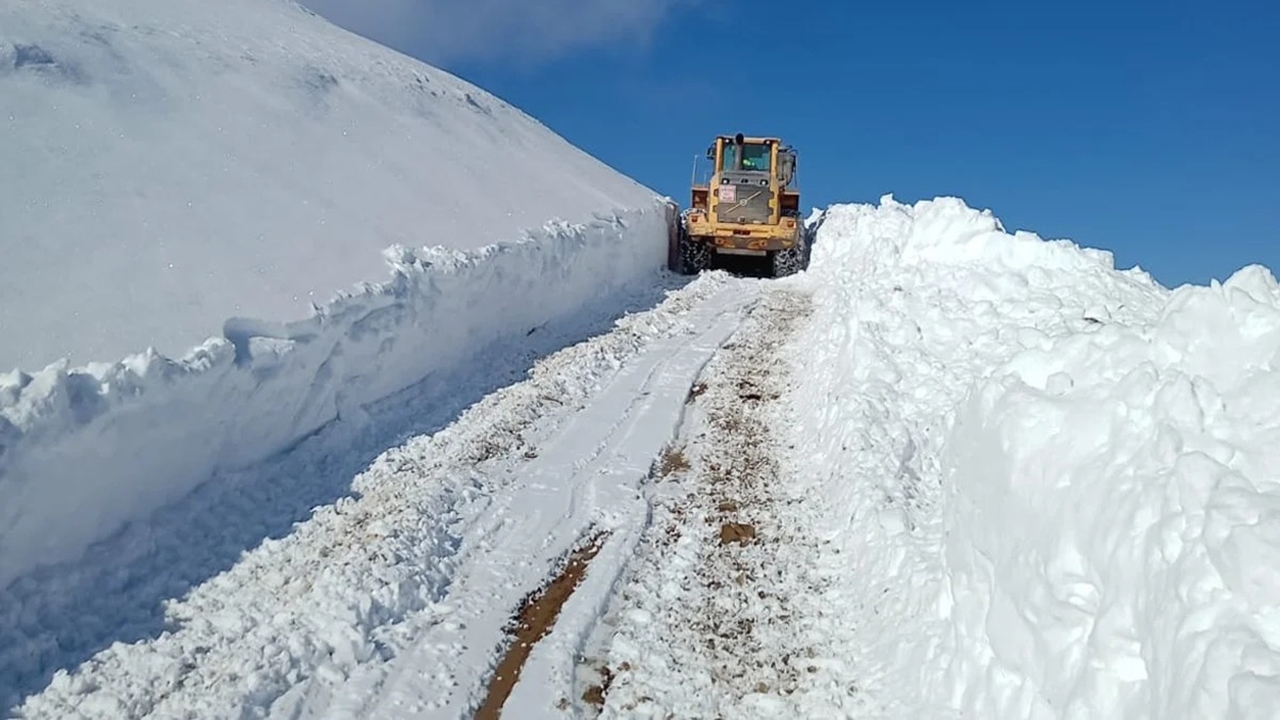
[693,134,797,190]
[689,134,801,222]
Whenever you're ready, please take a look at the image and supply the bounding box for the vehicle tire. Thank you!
[770,241,804,278]
[676,225,711,275]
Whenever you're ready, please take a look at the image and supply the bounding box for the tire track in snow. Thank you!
[475,530,609,720]
[331,275,757,719]
[579,285,834,719]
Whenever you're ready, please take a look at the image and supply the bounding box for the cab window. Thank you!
[739,143,771,172]
[720,143,737,171]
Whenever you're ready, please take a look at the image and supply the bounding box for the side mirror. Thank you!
[705,145,715,160]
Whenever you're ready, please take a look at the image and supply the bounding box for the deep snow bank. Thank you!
[942,265,1280,718]
[793,195,1280,717]
[0,202,674,588]
[0,0,656,372]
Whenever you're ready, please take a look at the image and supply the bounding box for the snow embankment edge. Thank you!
[0,199,676,587]
[790,194,1280,717]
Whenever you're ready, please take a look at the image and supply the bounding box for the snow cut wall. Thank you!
[0,202,674,589]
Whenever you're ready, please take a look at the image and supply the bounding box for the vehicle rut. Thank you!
[576,285,822,718]
[475,531,609,720]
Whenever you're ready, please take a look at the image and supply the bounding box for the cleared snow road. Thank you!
[336,277,756,718]
[15,272,766,719]
[578,287,829,719]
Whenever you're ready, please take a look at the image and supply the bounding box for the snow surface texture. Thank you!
[12,272,753,719]
[0,0,656,372]
[793,196,1280,718]
[0,201,674,593]
[589,286,837,719]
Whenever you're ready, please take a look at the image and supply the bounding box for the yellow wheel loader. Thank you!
[667,133,809,278]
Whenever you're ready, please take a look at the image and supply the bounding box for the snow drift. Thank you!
[793,196,1280,717]
[0,0,656,372]
[0,202,675,589]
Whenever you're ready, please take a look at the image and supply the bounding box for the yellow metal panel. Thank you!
[696,133,799,249]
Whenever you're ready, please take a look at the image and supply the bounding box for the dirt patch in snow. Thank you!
[475,531,608,720]
[657,444,691,477]
[581,663,616,709]
[719,522,756,545]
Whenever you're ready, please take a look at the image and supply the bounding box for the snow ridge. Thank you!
[0,202,673,590]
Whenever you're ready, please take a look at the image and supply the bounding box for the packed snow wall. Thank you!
[0,201,674,588]
[793,196,1280,718]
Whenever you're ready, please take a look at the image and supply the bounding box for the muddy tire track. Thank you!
[475,531,609,719]
[580,286,825,718]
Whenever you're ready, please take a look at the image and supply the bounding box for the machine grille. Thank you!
[714,176,771,224]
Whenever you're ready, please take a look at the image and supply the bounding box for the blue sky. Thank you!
[308,0,1278,289]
